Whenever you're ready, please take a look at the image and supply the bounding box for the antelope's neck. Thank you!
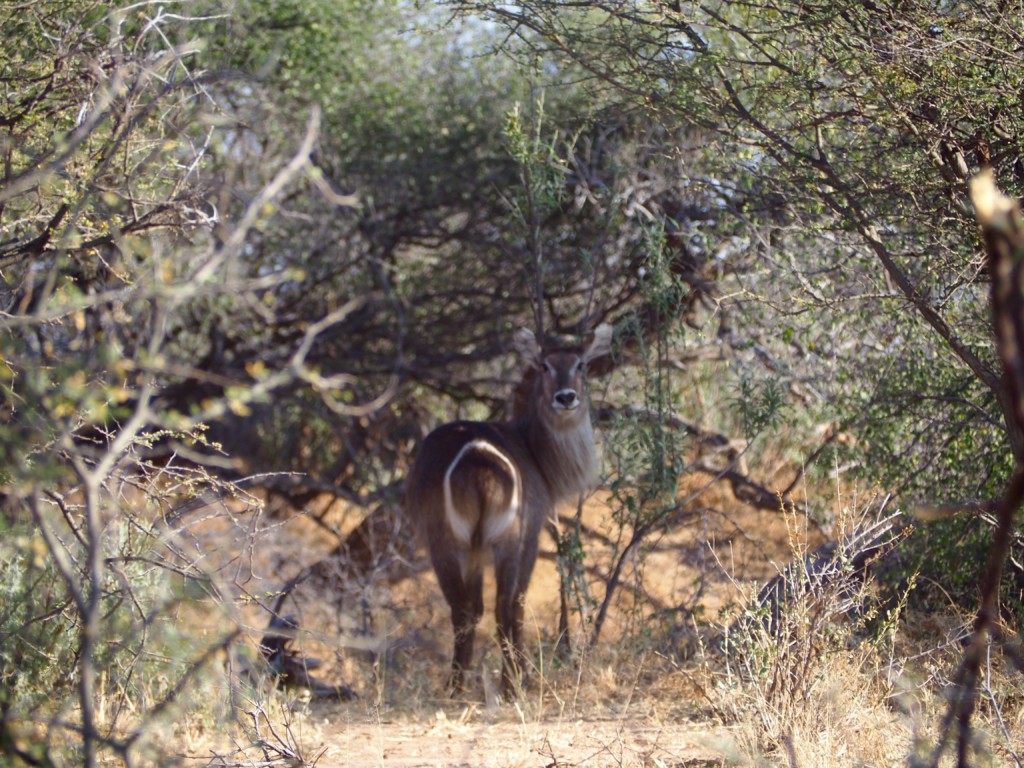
[524,413,598,505]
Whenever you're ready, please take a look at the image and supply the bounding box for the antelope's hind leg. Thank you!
[431,549,484,695]
[493,546,529,697]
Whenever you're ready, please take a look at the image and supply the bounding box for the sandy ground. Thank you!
[311,714,727,767]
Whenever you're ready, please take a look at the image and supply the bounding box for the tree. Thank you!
[177,0,728,504]
[446,0,1024,606]
[0,3,372,763]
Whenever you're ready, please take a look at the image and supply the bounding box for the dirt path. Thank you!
[314,714,727,767]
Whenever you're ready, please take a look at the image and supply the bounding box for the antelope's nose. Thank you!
[554,389,580,409]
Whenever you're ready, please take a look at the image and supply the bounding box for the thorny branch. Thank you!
[920,170,1024,768]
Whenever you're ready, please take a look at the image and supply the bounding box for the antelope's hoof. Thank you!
[446,673,467,697]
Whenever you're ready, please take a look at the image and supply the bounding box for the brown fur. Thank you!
[404,324,613,696]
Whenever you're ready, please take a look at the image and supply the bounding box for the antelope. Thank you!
[405,323,613,696]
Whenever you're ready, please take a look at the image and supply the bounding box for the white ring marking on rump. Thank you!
[443,439,521,546]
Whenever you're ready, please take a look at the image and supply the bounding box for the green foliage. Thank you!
[208,0,376,106]
[0,528,79,738]
[503,99,574,218]
[0,0,212,277]
[592,234,691,643]
[732,375,787,443]
[0,489,242,765]
[853,352,1012,502]
[609,234,690,508]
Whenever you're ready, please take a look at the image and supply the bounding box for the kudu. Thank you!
[405,323,613,696]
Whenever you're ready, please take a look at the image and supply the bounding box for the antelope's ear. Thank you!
[512,327,542,366]
[582,323,613,363]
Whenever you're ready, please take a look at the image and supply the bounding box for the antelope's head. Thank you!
[512,324,613,431]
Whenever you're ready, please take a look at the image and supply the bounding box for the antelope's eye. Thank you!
[542,360,555,375]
